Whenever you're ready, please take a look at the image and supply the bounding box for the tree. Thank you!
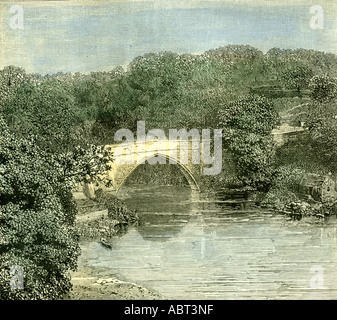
[280,63,313,96]
[306,100,337,173]
[0,66,38,107]
[0,116,113,299]
[218,95,279,190]
[2,79,82,153]
[309,74,337,103]
[203,45,263,65]
[0,116,78,299]
[227,132,277,190]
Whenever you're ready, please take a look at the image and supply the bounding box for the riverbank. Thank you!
[66,266,164,300]
[69,196,165,299]
[74,193,139,241]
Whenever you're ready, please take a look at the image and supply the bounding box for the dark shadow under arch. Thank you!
[115,154,200,195]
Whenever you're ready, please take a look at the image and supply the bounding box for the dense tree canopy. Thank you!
[2,79,83,153]
[0,66,39,107]
[306,100,337,173]
[309,74,337,103]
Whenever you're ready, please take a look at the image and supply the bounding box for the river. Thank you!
[77,185,337,300]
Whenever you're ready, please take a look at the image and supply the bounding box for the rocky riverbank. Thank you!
[65,266,163,300]
[74,192,139,241]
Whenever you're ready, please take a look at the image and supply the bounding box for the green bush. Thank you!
[0,117,80,300]
[218,95,279,191]
[309,74,337,103]
[262,165,306,210]
[95,191,138,224]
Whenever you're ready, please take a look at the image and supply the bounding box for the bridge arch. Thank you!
[115,154,200,195]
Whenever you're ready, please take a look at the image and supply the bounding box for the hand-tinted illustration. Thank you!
[1,1,337,300]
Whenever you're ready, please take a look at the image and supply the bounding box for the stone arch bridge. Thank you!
[73,126,307,199]
[74,138,219,199]
[106,138,204,194]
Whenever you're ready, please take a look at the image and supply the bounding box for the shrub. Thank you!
[262,165,306,210]
[0,116,81,300]
[309,74,337,103]
[95,191,138,224]
[218,95,279,191]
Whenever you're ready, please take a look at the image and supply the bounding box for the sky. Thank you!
[1,0,337,74]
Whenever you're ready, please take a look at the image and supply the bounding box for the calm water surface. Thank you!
[78,185,337,299]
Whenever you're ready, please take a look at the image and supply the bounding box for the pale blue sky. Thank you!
[1,1,336,74]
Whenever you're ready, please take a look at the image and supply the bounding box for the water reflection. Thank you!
[137,213,191,242]
[78,185,337,299]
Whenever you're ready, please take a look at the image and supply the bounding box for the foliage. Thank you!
[0,66,39,107]
[280,63,313,95]
[124,163,189,186]
[271,165,306,193]
[203,45,264,65]
[263,164,337,217]
[0,116,113,299]
[275,133,327,174]
[220,95,279,135]
[0,117,79,299]
[309,74,337,103]
[0,45,336,183]
[2,44,337,299]
[75,191,138,241]
[2,79,82,153]
[262,165,306,210]
[218,95,279,190]
[2,47,337,141]
[305,100,337,173]
[99,193,138,224]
